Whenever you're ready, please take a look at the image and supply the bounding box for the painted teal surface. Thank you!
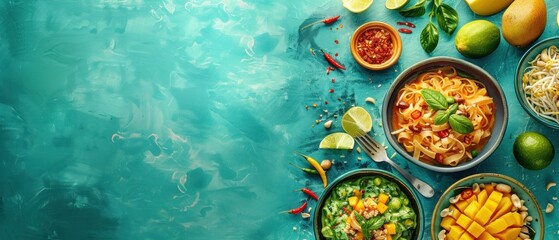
[0,0,558,239]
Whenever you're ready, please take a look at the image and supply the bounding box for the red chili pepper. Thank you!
[460,189,474,200]
[435,153,444,164]
[281,201,308,214]
[437,129,450,138]
[397,21,416,28]
[341,206,352,215]
[321,49,346,70]
[301,15,341,30]
[411,110,422,119]
[398,28,412,34]
[299,188,319,200]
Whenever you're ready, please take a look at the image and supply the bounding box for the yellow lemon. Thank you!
[465,0,513,16]
[342,0,374,13]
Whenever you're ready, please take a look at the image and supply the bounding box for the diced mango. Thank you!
[490,196,513,222]
[447,225,466,240]
[463,201,479,219]
[441,216,456,231]
[477,231,497,240]
[449,205,462,219]
[483,198,499,213]
[378,193,389,204]
[473,206,493,226]
[377,202,388,214]
[487,190,503,204]
[494,227,521,240]
[485,217,508,234]
[384,222,396,235]
[456,214,473,229]
[348,196,359,208]
[485,184,494,195]
[458,232,474,240]
[355,199,365,212]
[455,199,470,213]
[502,212,523,227]
[477,189,489,207]
[466,221,485,238]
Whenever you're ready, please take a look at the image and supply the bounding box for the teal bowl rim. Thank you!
[382,56,508,172]
[313,168,424,239]
[430,173,545,240]
[514,36,559,129]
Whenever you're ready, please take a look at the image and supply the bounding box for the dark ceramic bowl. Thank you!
[431,173,544,239]
[313,169,423,239]
[382,57,508,172]
[515,36,559,129]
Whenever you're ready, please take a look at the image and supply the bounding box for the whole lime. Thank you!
[455,20,501,58]
[513,132,555,170]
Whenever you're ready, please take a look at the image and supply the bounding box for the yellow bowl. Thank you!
[350,21,402,71]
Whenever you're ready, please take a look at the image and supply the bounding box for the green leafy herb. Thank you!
[398,0,459,53]
[367,216,386,230]
[421,89,447,110]
[399,4,426,17]
[420,22,439,53]
[434,110,450,125]
[449,114,474,134]
[433,103,457,125]
[354,211,371,239]
[435,4,459,34]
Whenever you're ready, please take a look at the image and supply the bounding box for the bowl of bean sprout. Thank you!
[515,36,559,129]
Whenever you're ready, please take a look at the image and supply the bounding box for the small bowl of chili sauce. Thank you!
[350,21,402,71]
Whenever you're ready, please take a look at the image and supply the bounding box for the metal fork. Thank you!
[354,132,435,198]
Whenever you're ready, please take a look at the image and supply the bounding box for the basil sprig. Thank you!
[399,0,459,53]
[421,89,474,134]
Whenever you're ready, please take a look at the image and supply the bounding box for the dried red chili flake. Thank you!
[398,28,412,34]
[334,52,338,57]
[324,100,329,105]
[331,78,335,83]
[329,89,334,93]
[334,39,339,44]
[326,66,335,75]
[356,28,394,65]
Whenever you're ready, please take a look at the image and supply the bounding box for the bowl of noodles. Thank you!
[515,36,559,129]
[382,57,508,172]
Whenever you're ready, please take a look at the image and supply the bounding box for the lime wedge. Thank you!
[341,106,373,137]
[342,0,374,13]
[319,132,355,150]
[385,0,408,10]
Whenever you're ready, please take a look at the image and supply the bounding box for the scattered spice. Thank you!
[299,188,319,200]
[281,201,308,214]
[329,89,334,93]
[334,39,339,44]
[331,78,335,83]
[397,21,416,28]
[321,49,346,70]
[312,103,317,108]
[355,28,394,65]
[309,48,316,56]
[326,66,335,75]
[398,28,412,34]
[300,15,341,30]
[294,152,328,188]
[324,100,329,105]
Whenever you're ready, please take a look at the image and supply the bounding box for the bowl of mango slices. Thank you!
[431,173,544,240]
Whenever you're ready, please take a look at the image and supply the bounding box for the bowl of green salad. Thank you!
[314,169,424,239]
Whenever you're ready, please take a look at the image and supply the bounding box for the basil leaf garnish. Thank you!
[436,4,459,35]
[447,103,458,114]
[420,22,439,53]
[449,114,474,134]
[354,212,370,239]
[434,110,450,125]
[421,89,447,110]
[399,4,426,17]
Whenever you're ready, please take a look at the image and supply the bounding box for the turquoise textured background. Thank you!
[0,0,558,239]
